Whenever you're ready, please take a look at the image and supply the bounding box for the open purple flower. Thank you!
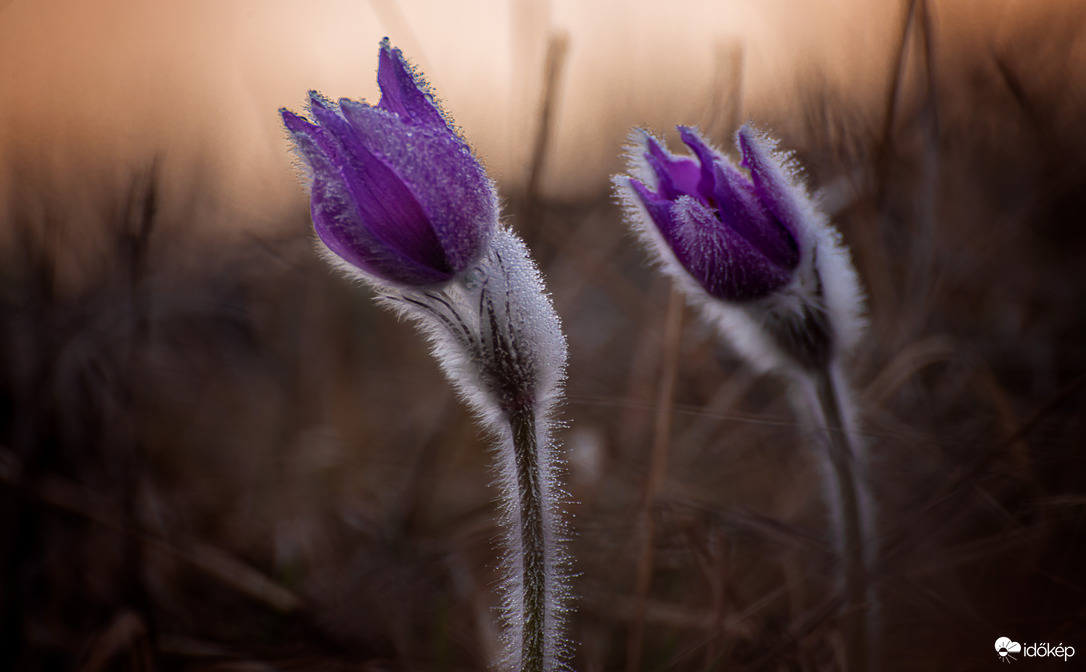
[281,38,497,287]
[621,125,803,302]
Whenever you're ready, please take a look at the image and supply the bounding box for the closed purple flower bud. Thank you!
[621,125,803,302]
[281,38,497,287]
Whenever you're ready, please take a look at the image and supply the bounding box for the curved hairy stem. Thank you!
[510,408,546,672]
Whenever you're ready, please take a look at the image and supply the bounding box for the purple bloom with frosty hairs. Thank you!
[621,125,803,302]
[282,39,572,671]
[616,123,867,373]
[616,124,873,670]
[281,38,497,287]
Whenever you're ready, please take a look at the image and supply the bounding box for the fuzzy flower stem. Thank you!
[615,121,874,670]
[808,365,870,672]
[386,230,568,672]
[390,228,568,672]
[284,40,569,671]
[510,407,546,672]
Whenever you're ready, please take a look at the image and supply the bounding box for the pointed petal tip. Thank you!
[736,127,755,162]
[736,124,773,169]
[377,37,407,68]
[338,97,368,116]
[372,39,448,130]
[626,128,660,166]
[642,131,667,156]
[281,108,316,136]
[676,126,716,162]
[377,37,403,75]
[307,90,337,114]
[627,177,663,206]
[676,125,701,146]
[308,99,342,129]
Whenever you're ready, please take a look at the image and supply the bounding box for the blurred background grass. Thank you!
[1,0,1085,670]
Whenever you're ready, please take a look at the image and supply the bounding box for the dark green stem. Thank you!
[511,408,546,672]
[812,368,870,672]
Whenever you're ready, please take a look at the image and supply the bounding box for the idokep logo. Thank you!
[995,637,1022,663]
[995,637,1076,663]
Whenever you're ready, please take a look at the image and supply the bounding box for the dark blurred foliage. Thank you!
[1,2,1085,671]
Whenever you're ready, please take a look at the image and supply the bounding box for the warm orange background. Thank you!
[5,0,1062,229]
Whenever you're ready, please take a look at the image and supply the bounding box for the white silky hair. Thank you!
[326,225,573,671]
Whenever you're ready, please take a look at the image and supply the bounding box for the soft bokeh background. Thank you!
[1,0,1085,670]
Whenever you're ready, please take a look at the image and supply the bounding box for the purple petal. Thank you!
[309,177,453,285]
[631,175,794,301]
[283,108,452,285]
[643,134,701,201]
[282,107,340,168]
[666,196,796,301]
[677,126,720,206]
[306,95,453,279]
[736,125,802,243]
[712,162,800,270]
[339,98,495,272]
[375,38,447,131]
[282,108,317,139]
[630,177,683,242]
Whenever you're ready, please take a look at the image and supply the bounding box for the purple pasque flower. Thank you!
[281,38,497,287]
[620,124,804,302]
[617,123,866,372]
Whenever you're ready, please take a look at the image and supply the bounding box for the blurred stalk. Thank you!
[117,166,158,647]
[627,287,683,672]
[807,365,872,672]
[523,31,570,233]
[0,208,60,666]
